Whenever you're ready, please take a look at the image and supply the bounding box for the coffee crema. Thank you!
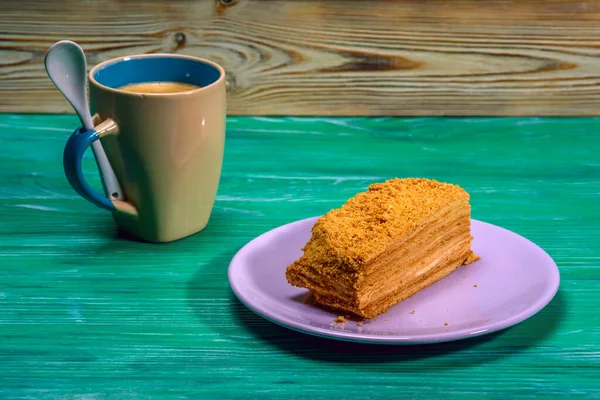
[119,81,200,94]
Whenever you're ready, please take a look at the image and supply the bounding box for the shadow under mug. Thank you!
[63,54,226,243]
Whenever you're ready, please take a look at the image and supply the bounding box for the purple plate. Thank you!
[228,217,560,344]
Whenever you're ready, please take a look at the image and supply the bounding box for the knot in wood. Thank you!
[175,32,186,45]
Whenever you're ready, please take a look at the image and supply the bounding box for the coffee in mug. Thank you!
[119,81,201,94]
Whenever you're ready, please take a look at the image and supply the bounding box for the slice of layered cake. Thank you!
[285,178,479,319]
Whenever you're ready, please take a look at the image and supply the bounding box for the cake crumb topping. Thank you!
[311,178,469,265]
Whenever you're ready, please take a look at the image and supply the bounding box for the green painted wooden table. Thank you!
[0,114,598,399]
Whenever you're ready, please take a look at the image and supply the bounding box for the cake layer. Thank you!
[295,202,474,317]
[361,245,473,318]
[294,178,472,272]
[285,178,479,319]
[287,199,474,317]
[357,201,472,303]
[309,242,473,319]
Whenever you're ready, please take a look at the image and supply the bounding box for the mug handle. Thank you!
[63,118,138,217]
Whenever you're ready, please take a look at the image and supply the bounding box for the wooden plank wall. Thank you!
[2,0,600,116]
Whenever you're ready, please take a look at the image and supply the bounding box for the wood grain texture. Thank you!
[1,114,599,398]
[4,0,600,116]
